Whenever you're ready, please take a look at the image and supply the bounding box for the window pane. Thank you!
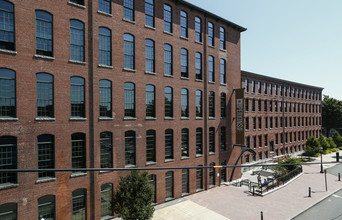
[101,183,113,218]
[123,0,134,21]
[99,80,112,117]
[164,86,173,117]
[72,189,86,220]
[100,132,112,168]
[38,135,55,178]
[99,0,111,14]
[124,82,135,117]
[0,136,17,185]
[146,130,156,163]
[70,20,84,61]
[125,131,135,166]
[124,34,134,69]
[0,0,15,50]
[37,73,54,118]
[165,129,173,160]
[71,133,86,173]
[70,77,85,117]
[36,11,53,56]
[145,0,154,27]
[99,27,111,66]
[0,69,16,117]
[38,195,55,220]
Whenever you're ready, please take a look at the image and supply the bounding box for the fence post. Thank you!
[309,187,311,197]
[253,186,255,196]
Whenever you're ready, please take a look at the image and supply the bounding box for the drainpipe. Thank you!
[203,14,208,190]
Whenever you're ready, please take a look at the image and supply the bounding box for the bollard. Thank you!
[309,187,311,197]
[339,173,341,181]
[260,211,263,220]
[253,186,255,196]
[337,152,340,162]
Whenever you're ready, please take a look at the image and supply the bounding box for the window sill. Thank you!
[196,154,203,158]
[146,162,157,166]
[181,117,189,120]
[165,197,174,202]
[35,117,56,121]
[208,81,215,84]
[144,25,156,30]
[98,64,113,69]
[195,79,203,82]
[68,1,86,9]
[0,48,17,55]
[180,76,189,80]
[220,48,227,52]
[208,45,215,49]
[209,152,215,155]
[125,164,136,168]
[164,74,174,78]
[34,54,55,61]
[195,40,203,45]
[196,117,203,120]
[181,156,190,160]
[124,117,136,121]
[70,172,87,178]
[100,170,112,174]
[123,68,136,73]
[196,189,203,192]
[182,193,189,197]
[99,117,114,121]
[220,83,227,86]
[164,159,174,163]
[0,183,18,191]
[163,31,173,36]
[122,18,136,24]
[145,117,156,120]
[70,117,87,121]
[164,117,174,120]
[35,177,56,184]
[145,71,156,75]
[0,117,18,121]
[209,117,215,120]
[69,59,86,65]
[97,10,112,17]
[180,36,189,41]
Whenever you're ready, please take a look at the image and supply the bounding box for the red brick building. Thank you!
[0,0,246,219]
[241,71,323,167]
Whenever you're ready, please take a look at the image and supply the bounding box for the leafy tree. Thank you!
[333,131,342,147]
[279,157,302,172]
[113,170,155,220]
[304,136,320,156]
[322,95,342,137]
[327,137,336,148]
[318,134,330,151]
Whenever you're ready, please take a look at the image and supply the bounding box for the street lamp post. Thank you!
[320,147,323,173]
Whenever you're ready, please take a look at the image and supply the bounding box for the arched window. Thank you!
[125,130,136,166]
[146,129,156,163]
[221,127,226,151]
[35,10,53,56]
[196,165,203,190]
[99,0,111,14]
[0,203,17,219]
[209,91,215,118]
[208,22,214,46]
[99,27,111,66]
[101,183,113,218]
[220,27,225,50]
[195,17,202,42]
[100,132,113,168]
[165,171,174,200]
[196,90,202,118]
[220,59,226,84]
[195,52,202,80]
[123,0,134,21]
[0,68,16,118]
[180,48,188,78]
[182,169,189,194]
[0,136,17,185]
[148,174,156,203]
[181,88,188,117]
[209,162,215,187]
[180,11,188,38]
[165,129,173,160]
[181,128,189,157]
[124,34,135,69]
[36,73,54,118]
[70,19,84,61]
[145,84,155,117]
[0,0,15,50]
[208,56,214,82]
[72,189,87,219]
[124,82,135,118]
[196,128,203,155]
[164,44,172,76]
[70,76,85,118]
[145,0,154,27]
[99,80,112,118]
[145,39,155,72]
[220,93,226,117]
[71,133,86,173]
[164,86,173,117]
[164,4,172,33]
[38,134,55,178]
[209,127,215,153]
[38,195,55,219]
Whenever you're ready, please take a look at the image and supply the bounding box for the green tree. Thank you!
[279,157,302,172]
[304,136,320,156]
[318,134,330,151]
[327,137,336,148]
[322,95,342,137]
[333,131,342,147]
[113,170,155,220]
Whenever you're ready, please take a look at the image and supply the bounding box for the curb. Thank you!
[287,186,342,220]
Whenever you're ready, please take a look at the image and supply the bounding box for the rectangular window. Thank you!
[0,1,15,50]
[208,56,214,82]
[125,131,136,166]
[164,44,172,76]
[38,195,55,220]
[180,11,188,38]
[182,169,189,194]
[270,117,273,129]
[245,117,249,130]
[264,82,267,94]
[124,82,135,118]
[124,34,135,70]
[145,0,154,27]
[99,80,112,118]
[221,93,226,117]
[209,127,215,153]
[70,20,84,62]
[71,133,86,173]
[195,52,202,80]
[181,48,188,78]
[35,11,53,57]
[72,189,87,220]
[220,127,226,151]
[252,80,255,93]
[220,27,225,49]
[181,128,189,157]
[252,99,255,112]
[258,81,261,94]
[181,89,188,117]
[164,86,173,118]
[269,83,272,95]
[70,0,84,5]
[245,79,249,93]
[220,59,226,84]
[195,17,201,42]
[208,22,214,46]
[0,136,17,185]
[123,0,134,21]
[196,166,203,190]
[253,117,256,130]
[100,132,113,168]
[70,77,85,118]
[101,184,113,218]
[258,117,262,129]
[209,91,215,118]
[146,130,156,163]
[38,135,55,179]
[265,117,268,129]
[165,129,173,160]
[164,4,172,33]
[196,128,203,155]
[99,27,111,66]
[36,73,54,118]
[264,135,268,147]
[99,0,111,14]
[0,70,16,118]
[196,90,202,118]
[245,98,249,112]
[145,39,155,72]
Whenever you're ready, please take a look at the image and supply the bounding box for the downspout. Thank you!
[203,14,208,190]
[88,0,96,219]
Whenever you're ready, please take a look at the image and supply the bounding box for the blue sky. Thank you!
[186,0,342,100]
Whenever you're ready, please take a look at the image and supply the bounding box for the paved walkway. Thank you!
[152,151,342,220]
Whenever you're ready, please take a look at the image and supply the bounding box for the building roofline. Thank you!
[178,0,247,32]
[241,70,324,90]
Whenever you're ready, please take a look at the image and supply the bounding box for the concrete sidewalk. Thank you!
[152,151,342,220]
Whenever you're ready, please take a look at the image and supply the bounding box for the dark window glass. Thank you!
[70,77,85,118]
[220,59,226,84]
[165,171,174,199]
[145,0,154,27]
[123,0,134,21]
[181,88,188,117]
[208,22,214,46]
[220,161,227,183]
[181,128,189,157]
[38,195,55,220]
[164,4,172,33]
[36,73,54,118]
[164,86,173,117]
[0,0,14,50]
[35,11,53,56]
[195,17,201,42]
[221,127,226,151]
[38,134,55,178]
[124,82,135,117]
[124,34,135,69]
[196,128,203,155]
[220,27,225,49]
[145,39,155,72]
[0,136,17,185]
[0,203,17,219]
[208,56,214,82]
[209,91,215,118]
[99,27,111,66]
[181,48,188,78]
[164,44,172,76]
[209,127,215,153]
[221,93,226,117]
[101,183,113,218]
[165,129,173,160]
[70,0,84,5]
[72,189,86,220]
[99,0,111,14]
[70,20,84,62]
[146,130,156,163]
[209,162,215,186]
[196,166,203,190]
[100,132,112,168]
[0,68,15,118]
[99,80,112,118]
[180,10,187,38]
[71,133,86,173]
[148,174,156,203]
[182,169,189,194]
[195,52,202,80]
[125,130,135,166]
[146,84,155,117]
[196,90,202,117]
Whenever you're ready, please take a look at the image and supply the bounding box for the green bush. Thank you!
[272,165,288,178]
[319,134,330,151]
[323,149,332,154]
[333,131,342,147]
[327,137,337,148]
[332,148,340,152]
[304,136,320,156]
[279,157,302,172]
